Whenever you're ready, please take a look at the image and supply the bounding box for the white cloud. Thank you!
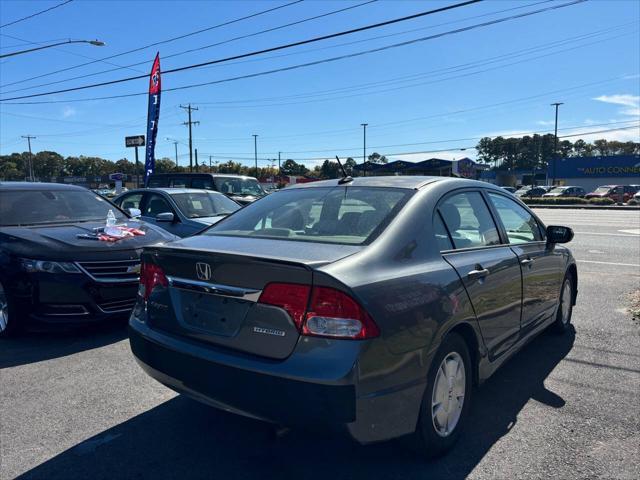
[61,106,77,118]
[536,120,555,127]
[593,94,639,110]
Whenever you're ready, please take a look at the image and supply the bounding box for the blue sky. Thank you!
[0,0,638,169]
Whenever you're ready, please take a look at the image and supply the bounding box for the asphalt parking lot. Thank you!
[1,208,639,480]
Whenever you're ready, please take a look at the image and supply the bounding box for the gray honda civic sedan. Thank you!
[129,176,576,457]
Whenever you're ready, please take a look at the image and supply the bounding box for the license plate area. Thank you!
[174,289,251,337]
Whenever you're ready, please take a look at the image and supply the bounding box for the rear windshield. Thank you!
[171,192,240,218]
[0,189,126,226]
[205,186,412,245]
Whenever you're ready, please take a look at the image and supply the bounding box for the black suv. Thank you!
[147,173,266,205]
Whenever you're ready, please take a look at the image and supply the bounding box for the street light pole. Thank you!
[0,39,105,58]
[253,134,258,176]
[21,135,36,181]
[173,141,179,170]
[551,102,563,186]
[361,123,368,177]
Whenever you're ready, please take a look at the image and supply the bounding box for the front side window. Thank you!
[206,187,412,245]
[438,191,500,249]
[488,193,542,244]
[143,194,173,217]
[117,193,143,210]
[0,190,126,226]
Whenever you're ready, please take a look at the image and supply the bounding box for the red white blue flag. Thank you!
[144,53,161,185]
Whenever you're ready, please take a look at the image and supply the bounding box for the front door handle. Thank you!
[521,258,535,267]
[468,267,490,279]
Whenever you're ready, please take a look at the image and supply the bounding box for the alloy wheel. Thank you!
[431,351,466,437]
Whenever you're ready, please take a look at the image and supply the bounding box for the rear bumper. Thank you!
[129,319,425,444]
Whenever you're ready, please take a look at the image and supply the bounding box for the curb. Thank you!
[528,204,640,210]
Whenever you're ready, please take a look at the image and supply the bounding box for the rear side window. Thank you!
[206,187,413,245]
[191,178,214,189]
[438,192,500,249]
[433,212,453,251]
[487,193,542,244]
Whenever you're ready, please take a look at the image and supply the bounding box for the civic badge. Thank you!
[195,262,212,281]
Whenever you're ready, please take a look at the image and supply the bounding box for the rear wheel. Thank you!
[0,280,17,338]
[410,333,472,458]
[552,274,574,333]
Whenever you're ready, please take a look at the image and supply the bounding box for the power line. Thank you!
[0,0,486,102]
[0,0,303,88]
[0,0,73,29]
[0,0,379,94]
[0,0,590,104]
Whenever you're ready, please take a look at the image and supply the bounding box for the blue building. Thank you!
[549,155,640,191]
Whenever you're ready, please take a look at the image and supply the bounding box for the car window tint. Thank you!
[438,192,500,249]
[191,178,214,189]
[170,178,188,188]
[118,193,143,210]
[144,194,173,217]
[434,211,453,251]
[488,193,542,244]
[207,187,412,245]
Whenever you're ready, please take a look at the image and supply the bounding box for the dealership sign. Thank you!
[551,155,640,178]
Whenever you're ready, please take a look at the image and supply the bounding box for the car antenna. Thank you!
[335,156,353,184]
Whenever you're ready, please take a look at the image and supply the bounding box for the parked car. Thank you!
[146,173,266,205]
[543,186,586,198]
[515,186,548,198]
[129,176,576,457]
[585,185,638,203]
[112,188,240,237]
[0,182,178,336]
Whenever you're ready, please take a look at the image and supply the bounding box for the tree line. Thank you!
[0,137,637,181]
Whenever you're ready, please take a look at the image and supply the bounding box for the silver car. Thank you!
[113,188,240,237]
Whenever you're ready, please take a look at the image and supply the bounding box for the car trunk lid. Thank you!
[142,238,361,359]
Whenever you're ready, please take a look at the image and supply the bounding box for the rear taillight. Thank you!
[258,283,310,331]
[304,286,379,339]
[139,262,168,300]
[257,283,378,340]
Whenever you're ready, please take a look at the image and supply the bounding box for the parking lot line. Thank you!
[577,260,640,267]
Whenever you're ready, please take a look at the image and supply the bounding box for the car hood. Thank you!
[0,219,178,261]
[585,192,607,197]
[227,194,262,205]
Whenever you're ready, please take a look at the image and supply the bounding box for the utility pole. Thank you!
[180,104,199,172]
[209,155,212,170]
[361,123,368,177]
[252,134,258,176]
[194,148,199,172]
[550,102,563,186]
[173,141,179,171]
[21,135,36,181]
[278,151,281,173]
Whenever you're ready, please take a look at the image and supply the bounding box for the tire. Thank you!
[410,332,473,458]
[552,273,574,334]
[0,280,18,338]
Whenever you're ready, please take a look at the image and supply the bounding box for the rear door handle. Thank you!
[521,258,535,267]
[468,268,490,279]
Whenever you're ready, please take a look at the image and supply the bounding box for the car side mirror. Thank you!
[546,225,573,244]
[128,208,141,217]
[156,212,175,222]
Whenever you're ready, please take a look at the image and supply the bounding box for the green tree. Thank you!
[280,159,308,176]
[368,152,388,164]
